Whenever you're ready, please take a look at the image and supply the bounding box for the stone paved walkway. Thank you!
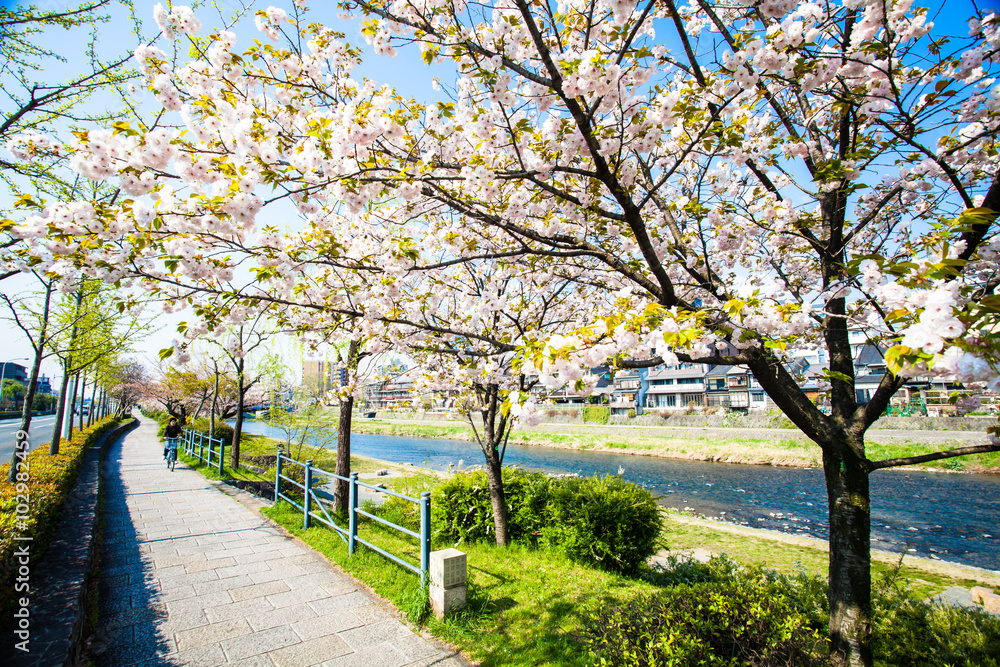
[92,418,465,667]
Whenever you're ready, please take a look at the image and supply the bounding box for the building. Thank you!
[644,363,708,410]
[0,362,28,384]
[609,368,646,415]
[302,360,348,398]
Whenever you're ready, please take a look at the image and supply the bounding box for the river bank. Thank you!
[349,417,1000,473]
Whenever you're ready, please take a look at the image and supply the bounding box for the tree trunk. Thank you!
[9,281,51,480]
[333,339,361,514]
[65,372,79,441]
[471,385,512,547]
[231,357,245,470]
[210,362,219,438]
[824,446,873,667]
[50,363,72,455]
[87,378,98,427]
[333,392,353,514]
[77,374,87,432]
[483,443,510,546]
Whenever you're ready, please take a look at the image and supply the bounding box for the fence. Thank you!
[274,451,432,585]
[182,429,227,475]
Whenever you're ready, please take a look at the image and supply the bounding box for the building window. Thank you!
[666,395,676,407]
[752,391,765,402]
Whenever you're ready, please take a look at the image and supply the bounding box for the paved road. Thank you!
[91,417,465,666]
[0,413,57,463]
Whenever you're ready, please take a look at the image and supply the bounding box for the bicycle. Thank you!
[165,438,179,471]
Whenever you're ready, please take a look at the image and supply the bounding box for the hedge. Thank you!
[0,417,118,616]
[582,405,611,424]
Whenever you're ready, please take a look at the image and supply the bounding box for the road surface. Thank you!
[0,413,57,465]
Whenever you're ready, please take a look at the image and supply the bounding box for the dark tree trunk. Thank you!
[825,446,872,667]
[77,374,86,432]
[50,362,72,455]
[9,281,51,481]
[468,384,512,546]
[87,379,98,427]
[231,357,245,470]
[334,392,353,514]
[482,442,509,546]
[210,361,219,438]
[65,372,79,441]
[333,339,361,514]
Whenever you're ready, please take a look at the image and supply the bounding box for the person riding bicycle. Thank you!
[164,417,182,459]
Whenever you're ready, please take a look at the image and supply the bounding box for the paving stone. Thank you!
[205,597,278,623]
[169,641,228,666]
[269,632,352,667]
[219,625,301,661]
[351,604,395,625]
[308,592,376,616]
[320,643,408,667]
[184,556,238,573]
[290,611,365,640]
[175,618,252,652]
[192,574,255,596]
[266,584,330,609]
[246,602,319,632]
[231,579,292,602]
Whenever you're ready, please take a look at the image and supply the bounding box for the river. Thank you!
[236,420,1000,571]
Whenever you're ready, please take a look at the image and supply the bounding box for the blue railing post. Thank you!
[275,447,283,500]
[209,435,215,468]
[199,431,204,461]
[420,491,431,587]
[349,472,358,555]
[217,435,225,475]
[303,459,313,530]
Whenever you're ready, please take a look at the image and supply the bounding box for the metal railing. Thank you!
[182,428,227,475]
[275,451,431,585]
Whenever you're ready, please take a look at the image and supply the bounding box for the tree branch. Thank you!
[868,442,1000,471]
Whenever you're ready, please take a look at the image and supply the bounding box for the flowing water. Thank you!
[238,420,1000,570]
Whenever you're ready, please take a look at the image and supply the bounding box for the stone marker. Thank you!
[430,548,467,619]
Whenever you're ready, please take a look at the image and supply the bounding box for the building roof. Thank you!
[854,344,887,367]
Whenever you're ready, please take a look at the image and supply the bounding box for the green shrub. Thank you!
[433,468,553,544]
[626,409,636,418]
[584,570,830,666]
[873,574,1000,666]
[540,474,661,574]
[434,468,660,573]
[583,405,611,424]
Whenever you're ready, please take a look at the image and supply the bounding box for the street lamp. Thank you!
[0,357,30,414]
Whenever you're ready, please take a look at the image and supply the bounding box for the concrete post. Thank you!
[429,548,467,619]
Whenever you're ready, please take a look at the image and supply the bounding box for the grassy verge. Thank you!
[350,419,1000,473]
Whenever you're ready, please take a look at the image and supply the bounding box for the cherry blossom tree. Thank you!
[4,1,1000,664]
